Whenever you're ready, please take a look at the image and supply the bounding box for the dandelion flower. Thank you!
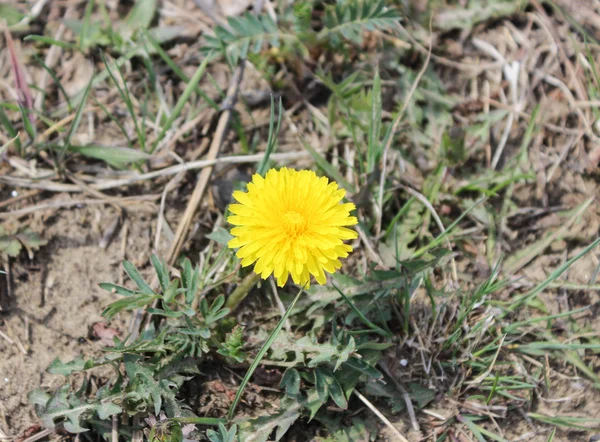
[228,168,358,287]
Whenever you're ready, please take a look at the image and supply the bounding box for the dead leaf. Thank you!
[91,322,120,346]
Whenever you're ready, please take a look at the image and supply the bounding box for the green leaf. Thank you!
[70,145,150,168]
[280,368,301,397]
[324,371,348,409]
[124,0,156,32]
[203,13,304,66]
[0,227,47,258]
[320,0,401,46]
[257,96,283,175]
[342,358,382,379]
[98,282,137,296]
[163,279,179,304]
[238,406,301,442]
[367,67,382,173]
[102,293,157,320]
[206,227,234,246]
[315,368,329,404]
[29,384,113,433]
[123,260,154,294]
[47,357,86,375]
[60,72,94,163]
[150,254,170,292]
[96,401,122,420]
[182,258,200,306]
[0,3,25,26]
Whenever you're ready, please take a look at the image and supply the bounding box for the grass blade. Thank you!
[59,72,94,164]
[257,96,283,175]
[152,53,212,152]
[505,235,600,312]
[227,286,305,421]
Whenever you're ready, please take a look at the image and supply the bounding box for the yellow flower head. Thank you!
[228,168,358,287]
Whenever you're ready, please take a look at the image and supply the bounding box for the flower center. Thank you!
[282,211,307,237]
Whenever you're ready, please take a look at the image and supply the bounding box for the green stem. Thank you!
[225,272,261,310]
[227,284,305,421]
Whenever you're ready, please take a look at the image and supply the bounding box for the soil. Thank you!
[1,207,154,437]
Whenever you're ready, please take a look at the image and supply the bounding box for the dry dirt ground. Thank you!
[1,207,154,434]
[3,0,600,441]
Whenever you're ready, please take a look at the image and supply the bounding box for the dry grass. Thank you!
[2,0,600,441]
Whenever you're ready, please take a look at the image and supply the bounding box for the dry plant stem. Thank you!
[111,415,118,442]
[0,151,310,193]
[165,64,245,267]
[225,272,261,310]
[20,428,54,442]
[375,19,432,239]
[353,390,410,442]
[379,360,419,432]
[400,184,458,285]
[0,195,158,220]
[135,63,248,337]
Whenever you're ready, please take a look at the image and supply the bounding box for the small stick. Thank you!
[353,390,410,442]
[0,194,159,220]
[0,329,14,345]
[112,414,118,442]
[0,189,41,209]
[20,428,54,442]
[119,221,128,287]
[0,151,310,193]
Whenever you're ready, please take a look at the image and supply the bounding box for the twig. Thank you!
[356,226,386,268]
[164,64,245,267]
[0,151,309,193]
[0,189,41,209]
[376,18,432,238]
[20,428,54,442]
[0,329,14,345]
[112,414,118,442]
[0,195,159,220]
[379,360,420,432]
[353,390,410,442]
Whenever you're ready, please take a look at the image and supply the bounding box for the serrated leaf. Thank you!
[47,357,86,375]
[203,12,304,65]
[0,227,47,258]
[96,401,122,420]
[320,0,400,46]
[238,406,301,442]
[30,384,106,433]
